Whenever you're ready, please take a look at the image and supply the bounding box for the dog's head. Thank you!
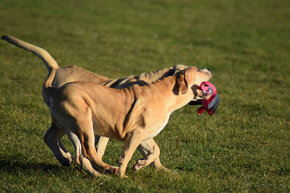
[172,67,215,108]
[175,67,212,96]
[174,67,220,115]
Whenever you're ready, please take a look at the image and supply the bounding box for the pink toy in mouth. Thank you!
[197,81,219,115]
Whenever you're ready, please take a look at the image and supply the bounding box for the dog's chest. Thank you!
[145,112,172,139]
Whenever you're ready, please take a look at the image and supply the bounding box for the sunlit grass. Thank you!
[0,0,289,192]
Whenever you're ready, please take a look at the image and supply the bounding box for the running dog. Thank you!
[42,65,211,177]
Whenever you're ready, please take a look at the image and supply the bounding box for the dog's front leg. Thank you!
[118,129,145,177]
[134,138,169,171]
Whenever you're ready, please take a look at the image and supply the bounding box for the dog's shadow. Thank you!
[0,156,68,175]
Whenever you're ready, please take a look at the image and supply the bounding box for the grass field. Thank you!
[0,0,289,192]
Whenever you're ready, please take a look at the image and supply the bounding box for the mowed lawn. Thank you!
[0,0,289,192]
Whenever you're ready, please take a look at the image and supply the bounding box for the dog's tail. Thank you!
[1,35,59,71]
[41,67,56,106]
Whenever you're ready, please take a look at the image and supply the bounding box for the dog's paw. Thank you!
[133,164,141,171]
[107,167,128,178]
[152,162,170,172]
[116,157,123,164]
[59,157,73,167]
[105,166,119,175]
[133,159,147,171]
[120,174,128,178]
[116,170,128,178]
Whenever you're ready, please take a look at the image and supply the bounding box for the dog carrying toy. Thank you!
[197,81,219,115]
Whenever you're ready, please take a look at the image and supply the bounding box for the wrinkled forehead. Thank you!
[172,64,196,75]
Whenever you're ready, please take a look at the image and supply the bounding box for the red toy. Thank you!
[197,81,219,115]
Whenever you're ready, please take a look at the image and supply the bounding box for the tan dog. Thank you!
[43,65,211,177]
[2,35,209,175]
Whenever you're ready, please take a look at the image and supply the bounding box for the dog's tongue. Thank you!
[197,82,219,116]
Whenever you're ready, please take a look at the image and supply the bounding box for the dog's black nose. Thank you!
[205,68,211,72]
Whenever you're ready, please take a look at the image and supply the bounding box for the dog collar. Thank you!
[197,81,219,115]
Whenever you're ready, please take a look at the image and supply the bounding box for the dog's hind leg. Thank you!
[95,136,109,160]
[43,121,73,166]
[66,130,101,177]
[133,138,169,171]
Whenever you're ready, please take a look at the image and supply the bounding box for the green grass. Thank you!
[0,0,289,192]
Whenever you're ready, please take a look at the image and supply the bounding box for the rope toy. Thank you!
[197,81,219,115]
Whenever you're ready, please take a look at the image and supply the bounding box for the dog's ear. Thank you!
[176,71,188,94]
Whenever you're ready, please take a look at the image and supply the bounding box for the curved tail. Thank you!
[1,35,59,71]
[41,67,56,106]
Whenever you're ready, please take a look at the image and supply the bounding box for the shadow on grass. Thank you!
[0,156,69,175]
